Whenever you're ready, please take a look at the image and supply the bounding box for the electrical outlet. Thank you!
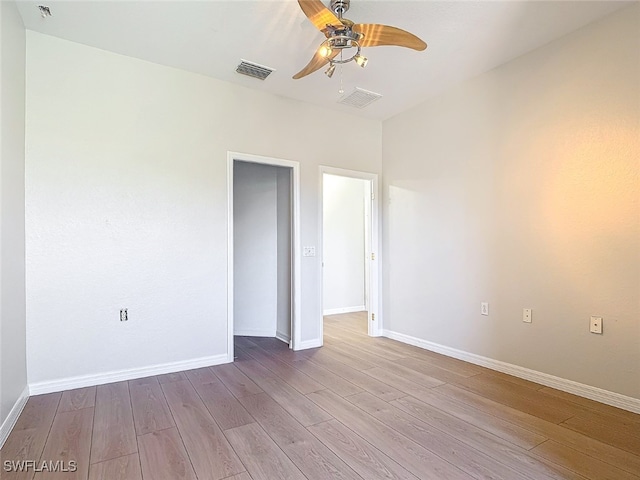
[523,308,532,323]
[481,302,489,316]
[590,316,602,334]
[303,246,316,257]
[120,308,128,322]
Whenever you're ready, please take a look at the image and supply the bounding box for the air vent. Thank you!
[337,87,382,108]
[236,60,275,80]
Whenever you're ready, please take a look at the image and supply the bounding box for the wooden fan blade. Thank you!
[298,0,343,31]
[354,24,427,51]
[293,49,340,79]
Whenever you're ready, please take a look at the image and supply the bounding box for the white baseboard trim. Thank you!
[295,338,322,351]
[383,329,640,414]
[29,354,229,396]
[323,306,366,316]
[0,386,30,449]
[234,329,277,337]
[275,331,291,344]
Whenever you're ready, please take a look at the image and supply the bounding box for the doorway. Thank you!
[227,153,301,362]
[320,166,380,338]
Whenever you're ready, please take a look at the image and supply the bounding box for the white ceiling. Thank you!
[17,0,631,120]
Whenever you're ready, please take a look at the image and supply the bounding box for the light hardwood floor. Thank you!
[2,312,639,480]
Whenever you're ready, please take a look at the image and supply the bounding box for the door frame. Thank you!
[319,166,382,337]
[227,152,302,361]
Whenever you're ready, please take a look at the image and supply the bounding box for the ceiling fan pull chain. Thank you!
[338,50,344,93]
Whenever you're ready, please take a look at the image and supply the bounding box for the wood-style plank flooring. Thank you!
[2,312,639,480]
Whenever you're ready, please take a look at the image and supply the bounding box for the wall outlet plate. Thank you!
[120,308,128,322]
[523,308,532,323]
[481,302,489,316]
[590,316,603,334]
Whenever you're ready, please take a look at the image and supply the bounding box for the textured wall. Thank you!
[0,0,27,427]
[382,5,640,398]
[323,175,367,312]
[25,32,381,385]
[234,162,278,337]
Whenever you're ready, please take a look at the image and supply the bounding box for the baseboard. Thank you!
[295,338,322,351]
[323,306,366,316]
[383,330,640,414]
[234,329,277,337]
[275,331,291,344]
[0,386,29,449]
[29,354,229,396]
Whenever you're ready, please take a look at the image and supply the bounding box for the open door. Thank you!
[227,152,302,362]
[320,166,380,338]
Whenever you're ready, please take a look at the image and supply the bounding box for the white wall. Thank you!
[323,174,367,314]
[25,32,381,387]
[0,0,28,433]
[382,5,640,399]
[234,162,291,340]
[233,162,278,337]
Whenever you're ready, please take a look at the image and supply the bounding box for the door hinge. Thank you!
[371,193,375,200]
[371,252,375,260]
[372,313,375,321]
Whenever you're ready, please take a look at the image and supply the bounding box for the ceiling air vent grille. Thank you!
[337,87,382,108]
[236,60,275,80]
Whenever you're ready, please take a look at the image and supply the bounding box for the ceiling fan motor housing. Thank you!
[322,22,363,47]
[329,34,350,48]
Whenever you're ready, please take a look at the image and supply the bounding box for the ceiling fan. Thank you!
[293,0,427,79]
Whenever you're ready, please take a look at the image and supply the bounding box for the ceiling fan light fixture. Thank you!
[293,0,427,80]
[319,44,332,58]
[354,54,368,68]
[325,63,336,78]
